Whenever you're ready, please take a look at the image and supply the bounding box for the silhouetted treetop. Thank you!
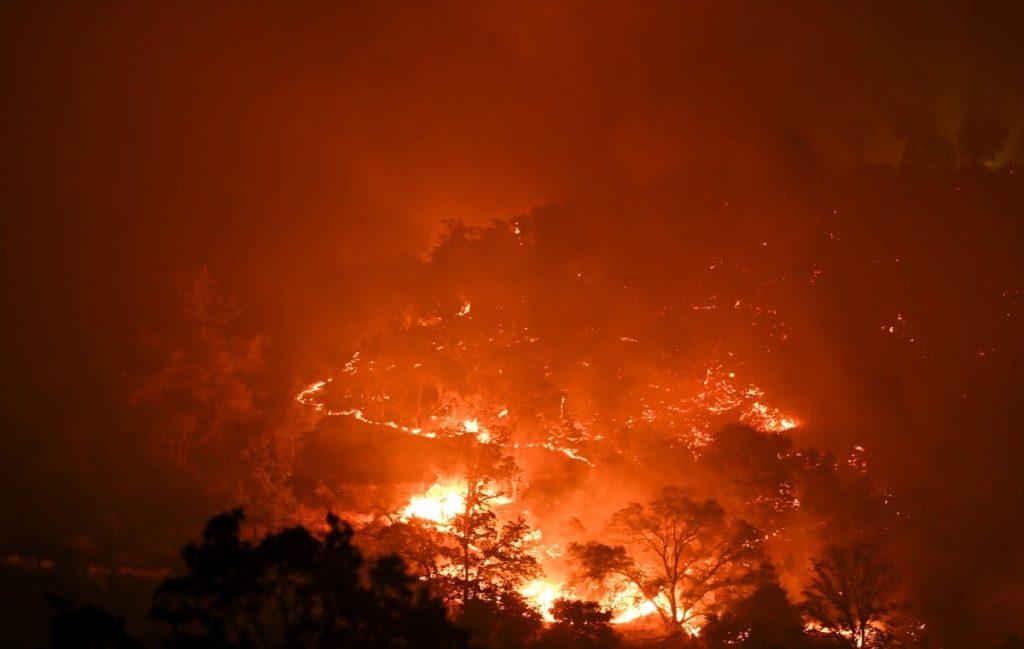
[534,599,621,649]
[151,509,468,649]
[802,544,899,648]
[48,596,143,649]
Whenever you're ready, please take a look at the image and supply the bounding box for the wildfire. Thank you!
[608,591,701,635]
[288,219,808,639]
[297,360,799,631]
[516,579,672,628]
[463,418,492,443]
[515,578,703,633]
[402,482,467,524]
[520,579,562,621]
[804,621,884,648]
[743,401,798,432]
[295,379,330,410]
[610,598,659,624]
[401,479,513,525]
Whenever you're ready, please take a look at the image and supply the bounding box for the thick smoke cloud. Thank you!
[1,2,1022,646]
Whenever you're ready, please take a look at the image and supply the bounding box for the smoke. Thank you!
[1,1,1022,644]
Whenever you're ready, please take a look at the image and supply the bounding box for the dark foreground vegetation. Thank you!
[45,509,1024,649]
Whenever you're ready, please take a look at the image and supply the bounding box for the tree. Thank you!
[367,443,543,647]
[131,268,267,467]
[802,544,899,648]
[569,487,759,634]
[434,443,541,607]
[48,596,143,649]
[455,591,543,649]
[365,517,448,583]
[151,509,468,649]
[534,599,621,649]
[702,564,811,649]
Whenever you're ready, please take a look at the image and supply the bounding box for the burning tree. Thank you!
[372,440,541,610]
[570,487,760,634]
[367,441,547,649]
[436,443,541,606]
[802,544,900,648]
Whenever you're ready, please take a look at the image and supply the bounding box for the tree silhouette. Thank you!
[151,508,468,649]
[48,596,143,649]
[455,591,542,649]
[569,487,759,634]
[534,599,621,649]
[428,444,541,607]
[366,444,543,647]
[802,544,899,648]
[365,517,448,583]
[131,267,266,467]
[702,564,811,649]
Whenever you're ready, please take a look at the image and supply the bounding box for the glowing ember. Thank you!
[743,401,799,432]
[295,379,330,410]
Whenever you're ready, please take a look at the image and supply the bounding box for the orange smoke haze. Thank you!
[1,2,1022,646]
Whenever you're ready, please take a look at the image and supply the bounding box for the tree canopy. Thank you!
[802,544,900,648]
[151,509,468,649]
[570,486,760,633]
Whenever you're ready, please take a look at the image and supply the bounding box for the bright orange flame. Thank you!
[743,401,799,432]
[463,418,491,443]
[401,479,513,525]
[516,579,703,633]
[604,586,701,634]
[402,482,466,524]
[606,583,663,624]
[520,579,561,621]
[611,599,660,624]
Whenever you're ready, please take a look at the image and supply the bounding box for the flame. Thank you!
[804,621,883,648]
[401,479,513,526]
[743,401,798,432]
[605,583,665,625]
[605,586,701,634]
[611,599,660,624]
[295,333,800,632]
[295,379,330,410]
[402,482,466,524]
[516,578,703,633]
[294,363,796,456]
[463,418,492,443]
[520,579,562,621]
